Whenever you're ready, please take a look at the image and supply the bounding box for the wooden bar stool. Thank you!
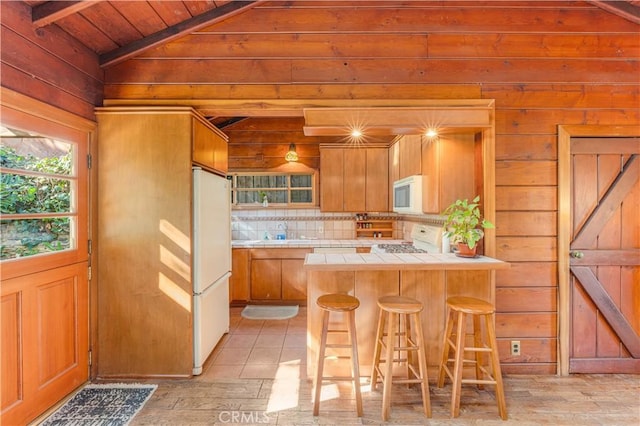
[437,296,507,420]
[370,295,431,421]
[313,293,363,417]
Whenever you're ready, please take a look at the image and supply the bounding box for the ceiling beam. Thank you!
[103,98,495,118]
[100,0,265,68]
[32,1,103,28]
[589,0,640,24]
[302,106,493,136]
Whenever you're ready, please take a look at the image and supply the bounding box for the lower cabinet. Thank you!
[251,258,282,300]
[230,248,250,304]
[231,248,311,304]
[281,259,308,300]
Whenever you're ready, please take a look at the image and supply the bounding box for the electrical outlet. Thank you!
[511,340,521,356]
[317,225,324,234]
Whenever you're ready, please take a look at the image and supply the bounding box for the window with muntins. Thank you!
[232,172,314,206]
[1,126,77,260]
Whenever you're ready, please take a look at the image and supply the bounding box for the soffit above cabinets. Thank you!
[302,100,494,136]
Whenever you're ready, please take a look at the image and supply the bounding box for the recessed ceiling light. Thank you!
[351,129,363,138]
[425,129,438,138]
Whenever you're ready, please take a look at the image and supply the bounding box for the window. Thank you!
[232,172,315,206]
[1,126,77,260]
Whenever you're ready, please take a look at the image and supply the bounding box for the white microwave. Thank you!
[393,175,423,214]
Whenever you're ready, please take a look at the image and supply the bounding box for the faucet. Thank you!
[277,222,288,239]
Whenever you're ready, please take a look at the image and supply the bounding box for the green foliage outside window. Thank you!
[1,145,72,259]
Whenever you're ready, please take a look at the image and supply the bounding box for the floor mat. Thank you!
[41,383,157,426]
[241,305,299,320]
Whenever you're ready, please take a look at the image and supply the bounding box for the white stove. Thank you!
[371,224,444,254]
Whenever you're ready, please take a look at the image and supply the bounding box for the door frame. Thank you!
[557,124,639,376]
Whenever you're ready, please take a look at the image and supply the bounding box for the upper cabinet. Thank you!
[421,133,476,213]
[365,148,389,212]
[320,146,388,212]
[192,116,229,175]
[388,132,477,214]
[343,149,366,212]
[398,134,422,178]
[319,148,346,211]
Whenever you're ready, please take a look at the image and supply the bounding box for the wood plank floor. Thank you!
[123,307,639,425]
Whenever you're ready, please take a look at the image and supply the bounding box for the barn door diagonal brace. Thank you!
[572,154,638,249]
[571,266,640,358]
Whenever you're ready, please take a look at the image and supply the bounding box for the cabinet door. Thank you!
[421,134,475,213]
[438,134,475,210]
[211,131,228,174]
[343,149,366,212]
[399,134,422,178]
[251,259,282,300]
[421,137,441,213]
[193,119,214,168]
[193,118,228,174]
[366,148,389,212]
[281,259,307,301]
[230,249,250,303]
[320,149,344,211]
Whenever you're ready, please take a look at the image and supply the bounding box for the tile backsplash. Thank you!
[232,208,401,240]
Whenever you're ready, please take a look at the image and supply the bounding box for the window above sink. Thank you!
[230,172,316,207]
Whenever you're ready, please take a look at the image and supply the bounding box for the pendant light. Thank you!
[285,143,299,162]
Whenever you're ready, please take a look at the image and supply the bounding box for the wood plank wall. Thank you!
[0,1,103,121]
[4,1,638,375]
[102,1,639,374]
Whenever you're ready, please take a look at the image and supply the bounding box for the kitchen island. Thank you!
[304,252,510,377]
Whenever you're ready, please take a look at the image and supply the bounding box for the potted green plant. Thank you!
[442,195,494,257]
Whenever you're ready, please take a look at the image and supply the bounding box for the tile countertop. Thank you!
[231,239,405,248]
[303,252,510,271]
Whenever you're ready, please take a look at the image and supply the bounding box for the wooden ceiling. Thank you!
[23,1,640,69]
[17,0,640,160]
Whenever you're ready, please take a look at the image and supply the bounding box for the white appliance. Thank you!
[371,224,445,254]
[393,175,424,214]
[192,167,231,375]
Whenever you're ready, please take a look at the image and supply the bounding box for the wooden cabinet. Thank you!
[320,146,389,212]
[365,148,389,212]
[95,107,228,377]
[230,248,250,304]
[249,248,312,303]
[251,259,282,299]
[421,133,476,213]
[281,259,308,300]
[319,148,345,212]
[343,149,366,212]
[398,134,422,179]
[193,117,228,174]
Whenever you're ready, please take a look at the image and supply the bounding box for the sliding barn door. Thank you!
[569,137,639,373]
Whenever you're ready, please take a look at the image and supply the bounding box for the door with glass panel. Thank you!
[1,114,90,425]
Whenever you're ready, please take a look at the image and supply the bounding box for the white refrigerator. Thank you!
[192,167,231,375]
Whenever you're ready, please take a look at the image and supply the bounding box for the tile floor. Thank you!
[124,306,639,425]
